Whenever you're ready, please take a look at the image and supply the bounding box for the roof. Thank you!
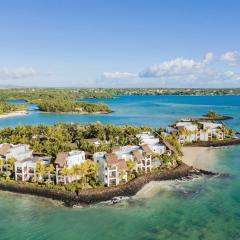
[117,159,128,171]
[105,153,119,166]
[162,140,178,155]
[141,144,153,155]
[112,146,121,152]
[16,156,41,164]
[54,152,69,167]
[132,149,144,161]
[0,144,11,157]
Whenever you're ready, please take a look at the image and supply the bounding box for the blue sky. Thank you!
[0,0,239,87]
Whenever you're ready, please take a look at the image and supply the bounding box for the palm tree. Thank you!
[0,159,4,172]
[36,161,46,181]
[85,160,98,179]
[45,164,55,181]
[127,160,136,172]
[60,167,71,185]
[6,157,16,172]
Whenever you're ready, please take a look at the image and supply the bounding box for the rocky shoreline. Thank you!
[0,163,220,207]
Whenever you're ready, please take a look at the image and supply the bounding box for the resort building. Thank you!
[54,150,86,184]
[0,143,33,162]
[14,156,51,181]
[132,144,152,172]
[113,144,153,172]
[94,144,154,186]
[136,133,166,155]
[166,120,225,144]
[93,152,128,186]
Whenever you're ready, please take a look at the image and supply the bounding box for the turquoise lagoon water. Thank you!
[1,95,240,130]
[0,96,240,240]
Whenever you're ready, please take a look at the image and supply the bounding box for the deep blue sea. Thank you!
[0,96,240,240]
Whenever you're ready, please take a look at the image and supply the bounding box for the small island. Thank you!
[0,102,27,119]
[201,110,233,121]
[36,99,113,114]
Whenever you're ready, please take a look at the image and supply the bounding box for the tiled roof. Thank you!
[105,153,119,166]
[132,150,144,161]
[117,159,128,171]
[162,140,178,154]
[0,144,11,157]
[141,144,153,155]
[54,152,69,167]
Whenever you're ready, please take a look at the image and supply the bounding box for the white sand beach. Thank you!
[134,147,216,199]
[133,181,164,199]
[0,110,28,119]
[182,146,215,169]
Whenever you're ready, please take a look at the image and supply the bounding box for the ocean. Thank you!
[0,95,240,240]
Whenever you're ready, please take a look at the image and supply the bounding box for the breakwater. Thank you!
[0,163,217,207]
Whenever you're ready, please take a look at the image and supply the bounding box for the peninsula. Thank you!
[0,116,238,206]
[0,102,27,119]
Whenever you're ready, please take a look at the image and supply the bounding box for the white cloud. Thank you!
[221,51,240,66]
[203,52,213,63]
[223,71,240,81]
[101,71,137,80]
[0,67,39,80]
[98,52,240,87]
[139,55,208,78]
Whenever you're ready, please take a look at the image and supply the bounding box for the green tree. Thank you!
[6,157,16,172]
[0,159,4,172]
[45,164,55,181]
[36,161,46,181]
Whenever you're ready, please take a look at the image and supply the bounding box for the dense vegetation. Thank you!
[0,88,113,102]
[37,99,112,113]
[0,102,26,114]
[0,88,240,103]
[0,122,151,156]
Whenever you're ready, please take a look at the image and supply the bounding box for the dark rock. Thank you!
[0,163,225,207]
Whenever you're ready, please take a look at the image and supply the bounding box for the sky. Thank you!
[0,0,240,88]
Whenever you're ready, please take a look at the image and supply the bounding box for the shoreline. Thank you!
[39,110,113,115]
[182,146,214,169]
[0,110,28,119]
[0,163,197,207]
[0,163,220,207]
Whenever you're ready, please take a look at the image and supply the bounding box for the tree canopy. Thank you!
[0,102,26,114]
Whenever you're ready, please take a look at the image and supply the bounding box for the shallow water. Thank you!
[1,95,240,130]
[0,96,240,240]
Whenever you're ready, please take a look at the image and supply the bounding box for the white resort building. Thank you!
[93,144,155,186]
[14,156,51,181]
[0,143,33,162]
[54,150,86,184]
[93,152,128,186]
[136,133,166,155]
[166,120,225,144]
